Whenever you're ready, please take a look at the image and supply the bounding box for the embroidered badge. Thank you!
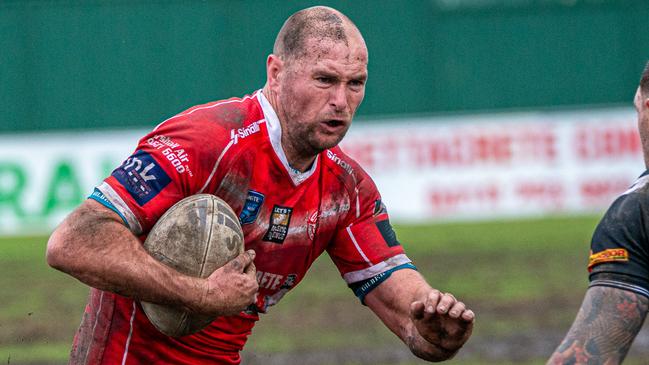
[263,205,293,244]
[239,190,265,225]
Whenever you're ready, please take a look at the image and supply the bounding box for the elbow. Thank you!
[46,227,74,272]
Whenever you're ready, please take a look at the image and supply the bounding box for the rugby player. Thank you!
[548,62,649,364]
[47,6,474,364]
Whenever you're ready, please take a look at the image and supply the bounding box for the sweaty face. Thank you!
[277,36,368,158]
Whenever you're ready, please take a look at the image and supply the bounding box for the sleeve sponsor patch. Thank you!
[588,248,629,270]
[111,150,171,206]
[376,219,400,247]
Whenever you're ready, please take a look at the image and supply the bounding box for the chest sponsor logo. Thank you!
[112,150,171,206]
[230,121,261,144]
[244,272,299,314]
[264,273,298,310]
[588,248,629,270]
[263,205,293,244]
[239,190,265,225]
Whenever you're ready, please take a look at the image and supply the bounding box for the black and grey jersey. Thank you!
[589,170,649,299]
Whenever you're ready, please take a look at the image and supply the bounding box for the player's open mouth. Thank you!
[324,120,345,128]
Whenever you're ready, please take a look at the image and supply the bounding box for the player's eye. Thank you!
[316,76,335,84]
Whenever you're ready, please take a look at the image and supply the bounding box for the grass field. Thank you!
[2,215,649,364]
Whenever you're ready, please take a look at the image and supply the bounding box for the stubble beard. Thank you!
[284,116,348,158]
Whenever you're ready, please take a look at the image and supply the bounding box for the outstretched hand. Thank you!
[409,290,474,356]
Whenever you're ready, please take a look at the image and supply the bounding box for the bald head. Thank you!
[641,61,649,97]
[273,6,364,63]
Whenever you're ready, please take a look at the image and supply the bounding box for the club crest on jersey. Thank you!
[263,205,293,244]
[307,210,319,240]
[112,150,171,206]
[239,190,265,225]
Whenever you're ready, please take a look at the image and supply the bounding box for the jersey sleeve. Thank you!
[327,174,412,287]
[94,115,232,235]
[588,176,649,299]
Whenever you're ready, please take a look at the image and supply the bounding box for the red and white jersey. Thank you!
[72,90,411,364]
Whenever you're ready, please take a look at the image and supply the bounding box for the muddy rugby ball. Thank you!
[141,194,244,337]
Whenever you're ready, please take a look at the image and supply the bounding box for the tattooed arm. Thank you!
[547,285,649,365]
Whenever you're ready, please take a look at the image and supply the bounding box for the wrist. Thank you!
[180,276,209,314]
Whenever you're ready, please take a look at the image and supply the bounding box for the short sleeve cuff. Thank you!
[589,272,649,299]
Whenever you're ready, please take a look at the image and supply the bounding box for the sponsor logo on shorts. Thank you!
[263,205,293,244]
[239,190,265,225]
[112,150,171,206]
[588,248,629,270]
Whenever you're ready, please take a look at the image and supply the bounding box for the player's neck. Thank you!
[282,144,317,173]
[262,85,317,173]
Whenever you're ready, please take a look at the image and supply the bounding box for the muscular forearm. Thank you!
[47,199,203,311]
[548,285,649,365]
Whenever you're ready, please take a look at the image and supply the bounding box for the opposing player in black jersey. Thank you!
[548,62,649,364]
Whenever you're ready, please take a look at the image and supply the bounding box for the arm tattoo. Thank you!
[548,285,649,364]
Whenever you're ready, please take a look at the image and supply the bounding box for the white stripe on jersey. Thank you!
[153,90,261,132]
[84,291,105,362]
[622,174,649,196]
[346,226,372,266]
[121,301,137,365]
[97,182,143,235]
[343,254,412,284]
[198,138,235,194]
[354,187,360,219]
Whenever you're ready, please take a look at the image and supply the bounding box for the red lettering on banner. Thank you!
[580,179,630,206]
[343,124,559,172]
[515,181,564,209]
[576,125,640,161]
[428,184,500,213]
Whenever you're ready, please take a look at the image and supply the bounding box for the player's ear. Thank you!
[644,96,649,109]
[266,54,283,89]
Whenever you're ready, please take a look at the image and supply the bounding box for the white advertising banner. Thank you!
[341,107,642,222]
[0,107,641,234]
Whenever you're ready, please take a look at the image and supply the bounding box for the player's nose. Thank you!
[329,84,349,112]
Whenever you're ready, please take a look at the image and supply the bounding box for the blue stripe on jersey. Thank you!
[349,263,417,305]
[88,188,128,226]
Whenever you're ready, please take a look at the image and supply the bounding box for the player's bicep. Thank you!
[549,285,649,364]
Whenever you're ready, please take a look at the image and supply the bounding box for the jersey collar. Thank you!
[257,90,319,186]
